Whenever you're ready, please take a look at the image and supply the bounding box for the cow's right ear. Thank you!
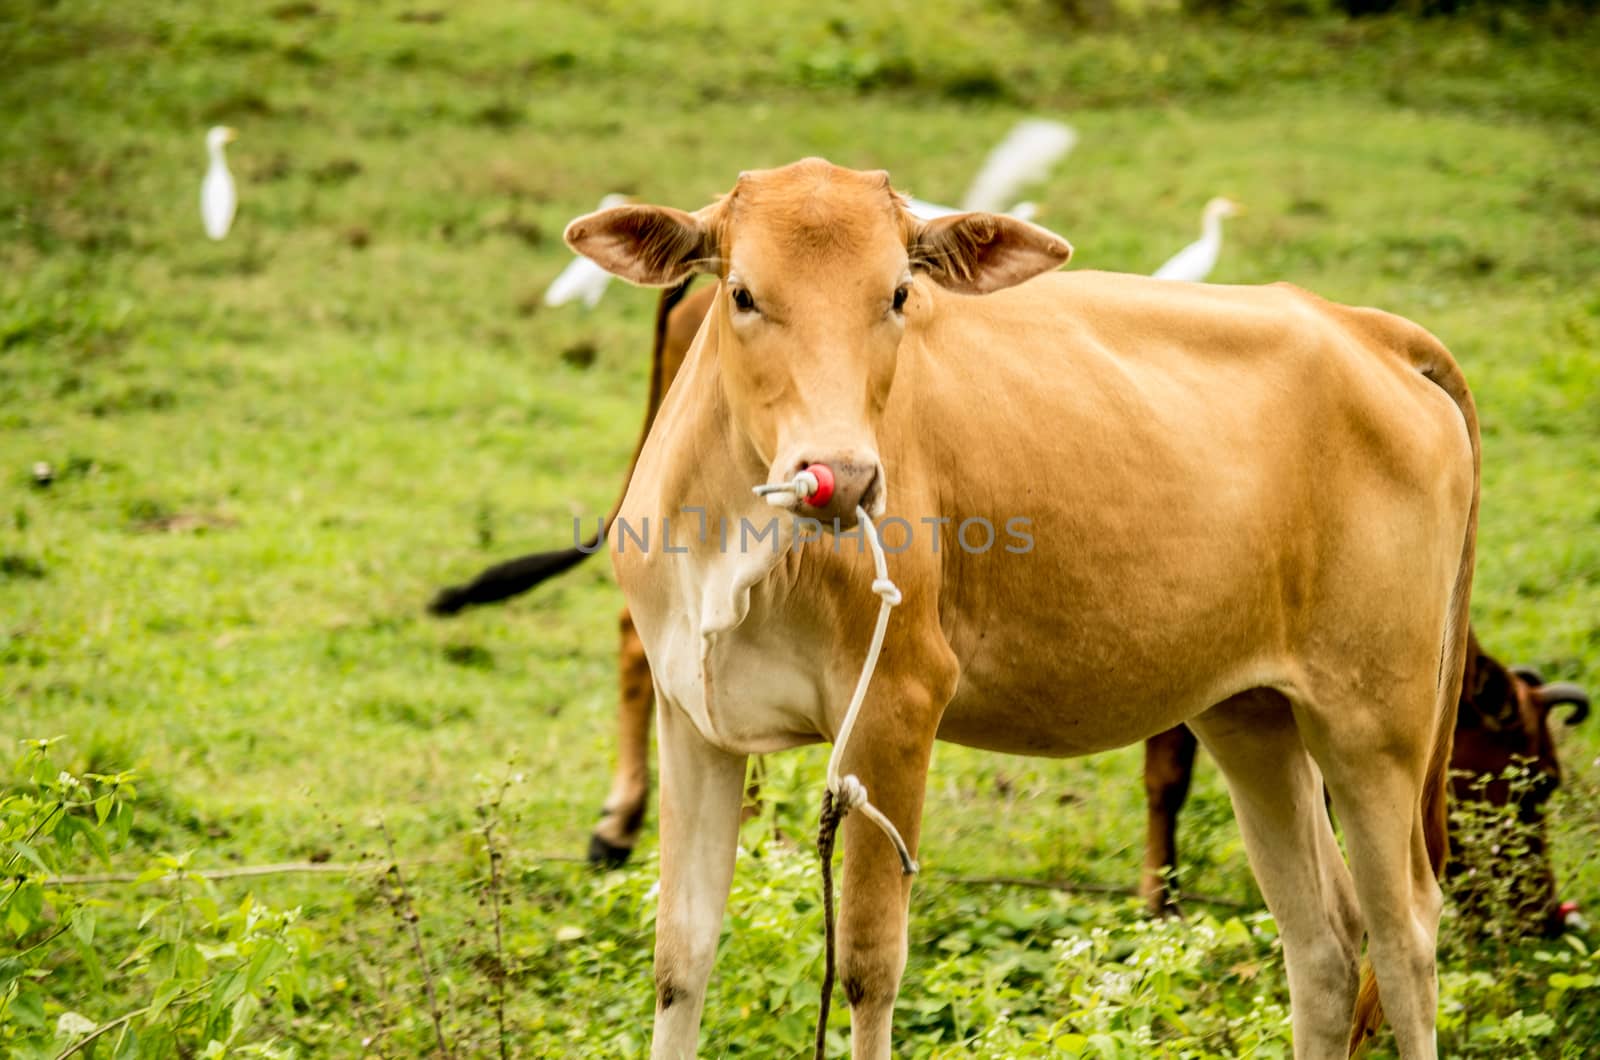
[910,212,1072,295]
[564,205,715,287]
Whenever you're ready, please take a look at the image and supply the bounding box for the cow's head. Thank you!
[1450,629,1589,936]
[564,159,1072,525]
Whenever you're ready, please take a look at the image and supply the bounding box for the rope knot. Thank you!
[870,578,902,606]
[831,774,868,812]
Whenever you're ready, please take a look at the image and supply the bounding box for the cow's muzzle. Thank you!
[769,454,884,528]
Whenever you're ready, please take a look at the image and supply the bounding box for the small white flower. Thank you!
[56,1011,98,1037]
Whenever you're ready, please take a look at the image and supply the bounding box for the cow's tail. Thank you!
[1348,323,1480,1056]
[428,279,694,616]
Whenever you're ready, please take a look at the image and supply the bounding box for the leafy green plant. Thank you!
[1425,764,1600,1058]
[1447,762,1559,943]
[1,738,309,1059]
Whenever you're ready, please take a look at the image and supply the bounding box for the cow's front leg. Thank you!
[833,700,936,1060]
[651,703,747,1060]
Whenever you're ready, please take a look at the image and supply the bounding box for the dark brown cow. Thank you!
[1447,636,1589,933]
[1142,630,1589,935]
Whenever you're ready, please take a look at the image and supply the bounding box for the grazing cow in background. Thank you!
[1142,630,1590,936]
[1446,637,1588,934]
[567,159,1476,1059]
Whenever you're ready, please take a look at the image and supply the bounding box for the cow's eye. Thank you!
[891,285,910,314]
[731,286,757,314]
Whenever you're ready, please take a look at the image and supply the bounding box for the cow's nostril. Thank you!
[859,468,882,511]
[782,455,882,520]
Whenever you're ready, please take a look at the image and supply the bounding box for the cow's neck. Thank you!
[657,307,799,640]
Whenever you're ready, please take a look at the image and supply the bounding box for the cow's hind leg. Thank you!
[1306,678,1445,1060]
[590,609,654,867]
[1141,724,1200,916]
[1189,691,1363,1060]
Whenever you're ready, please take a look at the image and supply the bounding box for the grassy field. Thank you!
[4,1,1599,1056]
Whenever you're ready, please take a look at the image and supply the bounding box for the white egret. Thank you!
[543,193,631,309]
[910,120,1074,222]
[959,119,1077,214]
[200,126,238,241]
[1152,197,1242,282]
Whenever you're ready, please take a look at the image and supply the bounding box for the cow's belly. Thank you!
[931,524,1300,757]
[935,621,1286,757]
[935,663,1267,758]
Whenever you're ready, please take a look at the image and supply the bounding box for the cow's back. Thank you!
[903,270,1476,755]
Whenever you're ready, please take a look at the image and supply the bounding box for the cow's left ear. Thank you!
[910,213,1072,295]
[565,205,716,287]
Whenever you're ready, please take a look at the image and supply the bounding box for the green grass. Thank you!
[3,0,1599,1055]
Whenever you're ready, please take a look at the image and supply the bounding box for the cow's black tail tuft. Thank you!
[428,538,599,615]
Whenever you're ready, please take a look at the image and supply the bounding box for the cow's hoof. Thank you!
[588,833,634,868]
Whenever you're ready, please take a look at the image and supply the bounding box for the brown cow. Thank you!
[1142,631,1589,936]
[440,281,1581,966]
[573,159,1477,1059]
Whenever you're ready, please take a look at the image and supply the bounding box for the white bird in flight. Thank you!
[1153,197,1242,283]
[959,119,1078,214]
[544,120,1078,309]
[201,126,238,241]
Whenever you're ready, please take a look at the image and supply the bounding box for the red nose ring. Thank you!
[803,463,835,508]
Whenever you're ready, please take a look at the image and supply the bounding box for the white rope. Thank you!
[825,507,916,874]
[753,469,819,506]
[749,474,917,876]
